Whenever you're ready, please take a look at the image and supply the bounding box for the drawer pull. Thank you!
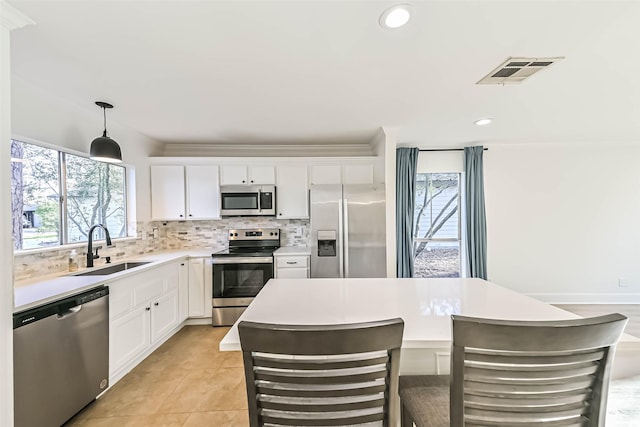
[286,261,297,265]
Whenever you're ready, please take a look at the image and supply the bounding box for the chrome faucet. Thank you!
[87,224,113,268]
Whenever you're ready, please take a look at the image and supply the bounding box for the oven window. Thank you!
[213,263,273,298]
[222,193,258,210]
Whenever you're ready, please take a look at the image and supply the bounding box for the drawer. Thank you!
[276,256,308,268]
[133,277,164,307]
[109,293,132,319]
[277,268,308,279]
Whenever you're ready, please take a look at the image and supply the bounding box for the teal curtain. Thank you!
[464,146,487,279]
[396,147,419,278]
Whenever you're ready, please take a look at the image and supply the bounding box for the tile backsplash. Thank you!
[14,218,309,282]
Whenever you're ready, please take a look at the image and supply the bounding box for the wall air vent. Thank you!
[477,57,564,85]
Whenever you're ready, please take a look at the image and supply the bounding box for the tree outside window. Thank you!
[413,173,461,278]
[66,153,126,242]
[10,139,127,250]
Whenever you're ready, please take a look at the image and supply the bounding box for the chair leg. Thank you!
[401,403,415,427]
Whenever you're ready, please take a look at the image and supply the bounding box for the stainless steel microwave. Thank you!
[220,185,276,216]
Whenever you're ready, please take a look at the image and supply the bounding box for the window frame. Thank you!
[11,137,130,252]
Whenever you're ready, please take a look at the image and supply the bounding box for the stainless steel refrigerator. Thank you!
[310,184,386,278]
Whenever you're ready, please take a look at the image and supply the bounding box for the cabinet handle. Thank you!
[286,261,297,265]
[250,180,254,183]
[279,213,282,216]
[154,302,159,306]
[189,214,193,217]
[145,307,151,311]
[242,180,246,183]
[179,214,183,217]
[181,263,185,266]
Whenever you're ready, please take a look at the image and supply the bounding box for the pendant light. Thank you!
[90,101,122,163]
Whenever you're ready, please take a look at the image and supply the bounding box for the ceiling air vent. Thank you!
[477,57,564,85]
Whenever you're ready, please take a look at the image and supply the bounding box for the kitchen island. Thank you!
[220,277,640,379]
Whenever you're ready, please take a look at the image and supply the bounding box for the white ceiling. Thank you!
[9,0,640,147]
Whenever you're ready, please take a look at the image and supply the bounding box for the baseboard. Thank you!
[184,317,213,326]
[527,293,640,304]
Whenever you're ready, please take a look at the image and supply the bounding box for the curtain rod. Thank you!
[419,148,489,152]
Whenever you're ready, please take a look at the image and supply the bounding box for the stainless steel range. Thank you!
[211,228,280,326]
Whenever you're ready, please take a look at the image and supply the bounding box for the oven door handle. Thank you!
[211,257,274,264]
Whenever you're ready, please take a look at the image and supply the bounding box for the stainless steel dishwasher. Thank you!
[13,285,109,427]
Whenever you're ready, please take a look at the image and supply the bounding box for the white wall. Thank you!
[382,127,397,277]
[417,150,463,173]
[11,77,162,221]
[0,15,15,427]
[2,4,34,425]
[370,127,387,184]
[484,143,640,303]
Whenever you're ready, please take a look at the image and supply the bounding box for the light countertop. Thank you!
[220,277,640,352]
[273,246,311,256]
[14,248,220,313]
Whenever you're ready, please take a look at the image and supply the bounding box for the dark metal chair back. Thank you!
[238,318,405,426]
[450,313,628,426]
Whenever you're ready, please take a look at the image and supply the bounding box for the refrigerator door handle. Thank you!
[343,198,349,278]
[338,198,345,278]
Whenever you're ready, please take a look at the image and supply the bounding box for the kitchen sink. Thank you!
[74,261,152,276]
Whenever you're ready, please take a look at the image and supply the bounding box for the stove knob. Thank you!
[229,233,233,237]
[234,233,239,237]
[270,232,274,236]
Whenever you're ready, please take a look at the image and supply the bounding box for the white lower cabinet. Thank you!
[109,261,181,382]
[274,255,310,278]
[188,257,213,318]
[178,261,189,322]
[150,290,179,342]
[110,305,150,372]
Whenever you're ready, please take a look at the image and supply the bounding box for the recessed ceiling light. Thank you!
[474,118,493,126]
[379,4,412,29]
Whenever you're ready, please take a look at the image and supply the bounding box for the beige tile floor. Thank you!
[65,326,249,427]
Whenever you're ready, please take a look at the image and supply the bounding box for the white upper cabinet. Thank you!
[220,165,247,185]
[151,165,220,220]
[248,165,276,185]
[309,161,374,185]
[151,165,186,220]
[343,163,374,184]
[220,165,275,185]
[276,165,309,219]
[186,165,220,219]
[310,164,342,185]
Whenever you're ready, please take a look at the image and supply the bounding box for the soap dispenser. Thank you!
[68,250,79,272]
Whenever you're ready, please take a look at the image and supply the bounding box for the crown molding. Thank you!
[162,143,374,158]
[0,2,35,31]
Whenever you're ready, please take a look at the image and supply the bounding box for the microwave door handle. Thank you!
[258,189,262,213]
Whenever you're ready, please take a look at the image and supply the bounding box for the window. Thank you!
[10,139,127,250]
[413,173,461,277]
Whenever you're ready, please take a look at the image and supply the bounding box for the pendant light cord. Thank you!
[102,106,108,137]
